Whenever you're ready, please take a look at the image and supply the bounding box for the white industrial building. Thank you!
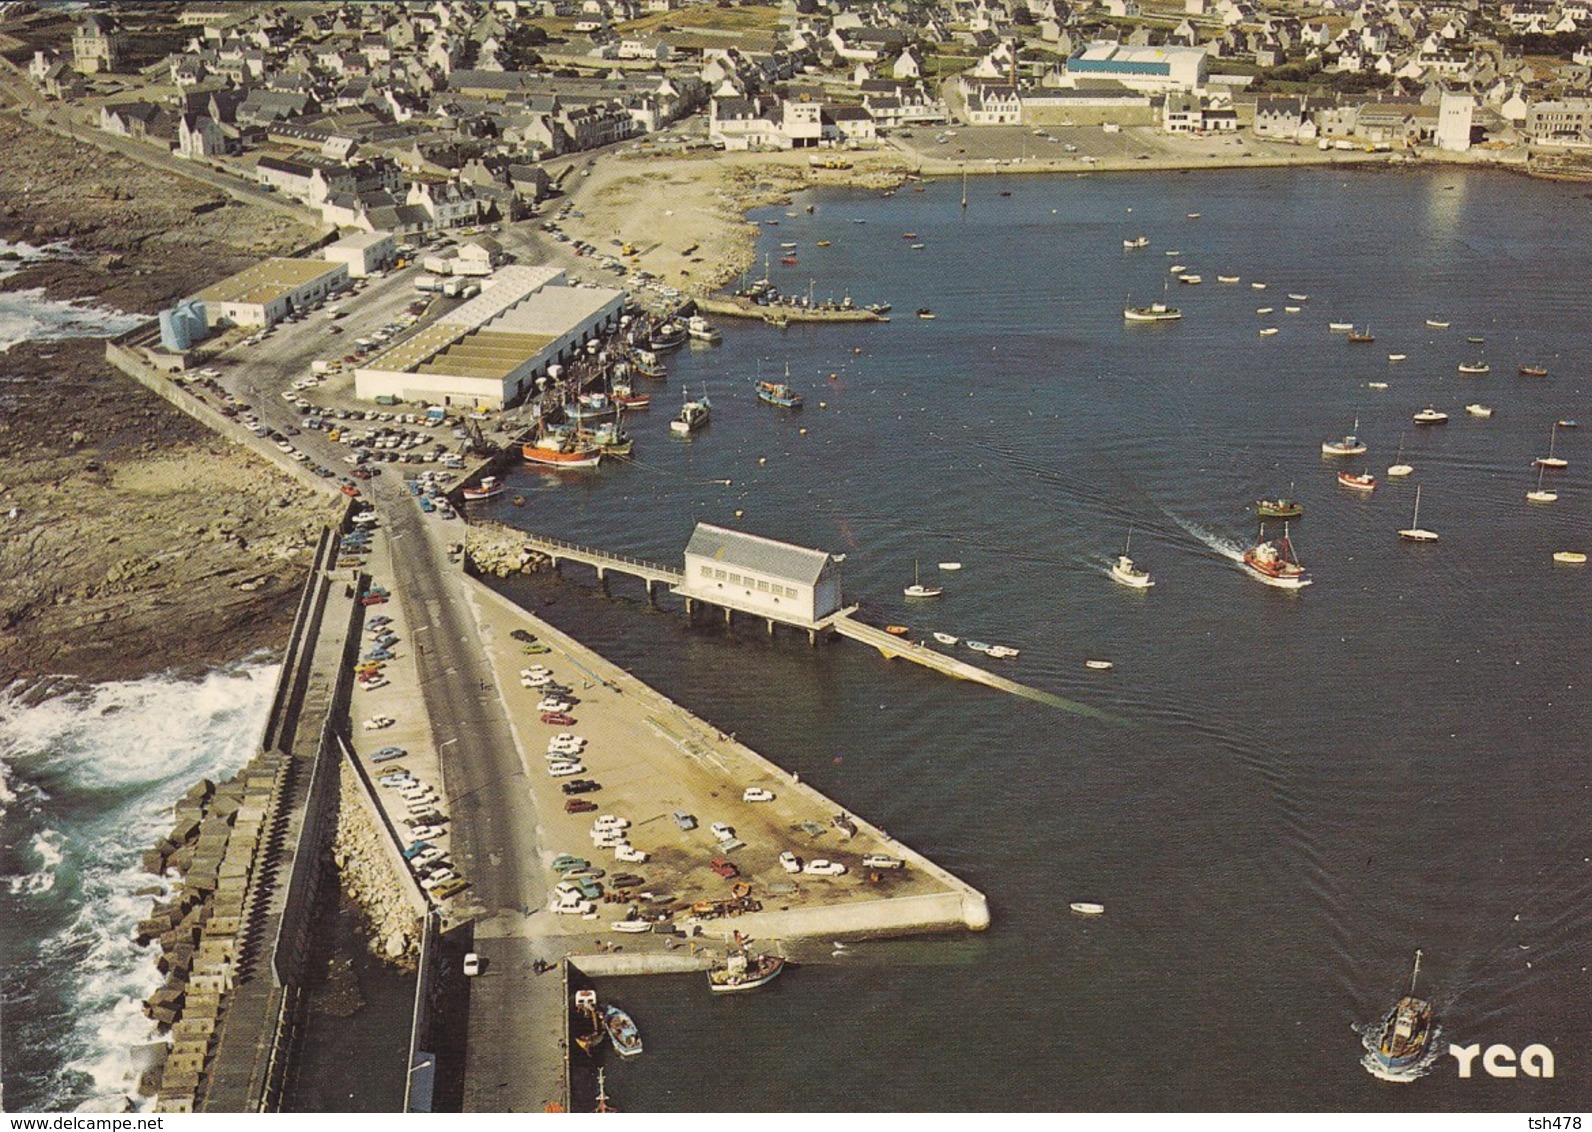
[323,231,396,277]
[353,265,625,409]
[677,523,843,629]
[1063,42,1209,93]
[193,257,348,330]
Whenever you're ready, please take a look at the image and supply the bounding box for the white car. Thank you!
[779,851,801,874]
[463,952,481,977]
[742,787,775,803]
[592,815,629,831]
[547,738,585,755]
[410,824,444,840]
[547,762,585,777]
[414,847,448,866]
[550,896,596,915]
[420,869,458,890]
[362,677,390,691]
[522,674,554,688]
[537,697,573,713]
[803,859,847,877]
[862,854,906,870]
[614,844,648,864]
[710,822,735,841]
[363,716,395,730]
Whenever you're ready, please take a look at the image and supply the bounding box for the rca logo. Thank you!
[1450,1044,1555,1078]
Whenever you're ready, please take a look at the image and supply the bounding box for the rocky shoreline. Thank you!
[333,760,421,968]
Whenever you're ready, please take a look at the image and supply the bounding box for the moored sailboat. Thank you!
[1397,485,1438,542]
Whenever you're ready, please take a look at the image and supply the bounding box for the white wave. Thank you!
[0,238,146,354]
[6,827,67,895]
[1170,514,1246,563]
[0,661,278,1111]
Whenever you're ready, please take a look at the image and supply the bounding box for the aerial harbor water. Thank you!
[474,167,1589,1110]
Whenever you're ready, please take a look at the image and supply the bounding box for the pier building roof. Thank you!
[684,523,833,586]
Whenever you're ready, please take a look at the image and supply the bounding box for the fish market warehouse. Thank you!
[194,257,349,330]
[354,265,625,410]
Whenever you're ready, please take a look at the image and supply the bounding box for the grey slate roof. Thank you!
[684,523,831,586]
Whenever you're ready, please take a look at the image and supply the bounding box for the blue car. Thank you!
[371,747,407,763]
[418,496,435,512]
[402,841,433,860]
[364,650,394,662]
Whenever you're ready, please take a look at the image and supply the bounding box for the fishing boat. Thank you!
[1255,497,1303,520]
[523,429,602,468]
[1518,364,1548,377]
[1242,527,1312,589]
[594,1069,615,1113]
[1322,419,1367,457]
[648,321,688,351]
[903,560,942,599]
[1371,951,1434,1076]
[755,365,803,408]
[603,1004,643,1058]
[916,308,936,320]
[1259,328,1279,337]
[987,644,1020,659]
[630,349,667,381]
[1347,328,1375,343]
[1387,353,1407,362]
[1217,275,1241,283]
[1109,527,1153,589]
[1179,274,1203,285]
[1464,404,1492,418]
[1329,321,1354,331]
[669,388,711,435]
[1387,434,1413,478]
[573,991,607,1056]
[1457,361,1490,375]
[1526,465,1557,503]
[1553,551,1587,564]
[1337,470,1376,492]
[1288,293,1309,302]
[1084,660,1113,671]
[611,383,650,410]
[1425,318,1449,329]
[932,631,959,646]
[1397,485,1438,542]
[708,946,786,994]
[461,475,506,501]
[1168,264,1186,274]
[586,420,633,455]
[1070,902,1106,916]
[1535,421,1568,469]
[1123,235,1149,249]
[1412,406,1447,426]
[565,392,618,423]
[1123,288,1182,322]
[687,315,722,343]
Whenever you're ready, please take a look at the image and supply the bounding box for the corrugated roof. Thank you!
[684,523,831,586]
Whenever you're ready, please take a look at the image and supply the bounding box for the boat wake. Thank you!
[1168,514,1246,563]
[0,661,277,1112]
[1354,1019,1444,1083]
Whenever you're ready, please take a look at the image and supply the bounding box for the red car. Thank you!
[360,594,388,605]
[709,857,739,879]
[564,799,598,814]
[341,484,361,497]
[541,711,576,726]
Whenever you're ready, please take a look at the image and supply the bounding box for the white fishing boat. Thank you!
[1329,321,1354,332]
[1256,306,1274,315]
[1457,361,1491,375]
[938,562,962,571]
[903,560,942,598]
[1322,418,1367,457]
[669,387,711,435]
[1397,485,1439,542]
[1084,660,1113,671]
[1251,282,1267,290]
[1109,526,1153,589]
[1465,404,1493,418]
[1412,406,1447,426]
[1259,327,1279,337]
[1388,353,1407,362]
[932,631,959,646]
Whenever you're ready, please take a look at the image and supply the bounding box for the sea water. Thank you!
[476,166,1592,1110]
[0,239,144,353]
[0,663,276,1112]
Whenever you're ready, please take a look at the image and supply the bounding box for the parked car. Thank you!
[710,822,735,841]
[561,779,601,795]
[779,851,802,874]
[610,873,646,889]
[463,953,481,977]
[551,854,590,873]
[742,787,775,803]
[565,799,599,814]
[430,878,469,900]
[363,715,395,730]
[511,629,537,643]
[614,844,648,864]
[862,854,906,870]
[547,762,585,777]
[803,859,847,876]
[709,857,739,879]
[672,810,697,831]
[371,746,406,762]
[592,815,629,831]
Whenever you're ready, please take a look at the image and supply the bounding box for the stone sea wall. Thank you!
[465,520,550,579]
[333,759,422,968]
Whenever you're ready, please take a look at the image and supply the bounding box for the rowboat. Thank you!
[1084,660,1113,671]
[932,631,959,646]
[1070,901,1106,915]
[1553,551,1587,564]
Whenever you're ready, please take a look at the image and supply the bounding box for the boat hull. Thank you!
[523,444,601,468]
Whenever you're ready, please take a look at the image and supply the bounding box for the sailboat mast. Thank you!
[1410,949,1422,995]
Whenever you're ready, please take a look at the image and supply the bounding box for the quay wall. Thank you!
[567,953,712,977]
[466,577,990,938]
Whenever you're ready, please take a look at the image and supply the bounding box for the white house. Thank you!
[677,523,843,630]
